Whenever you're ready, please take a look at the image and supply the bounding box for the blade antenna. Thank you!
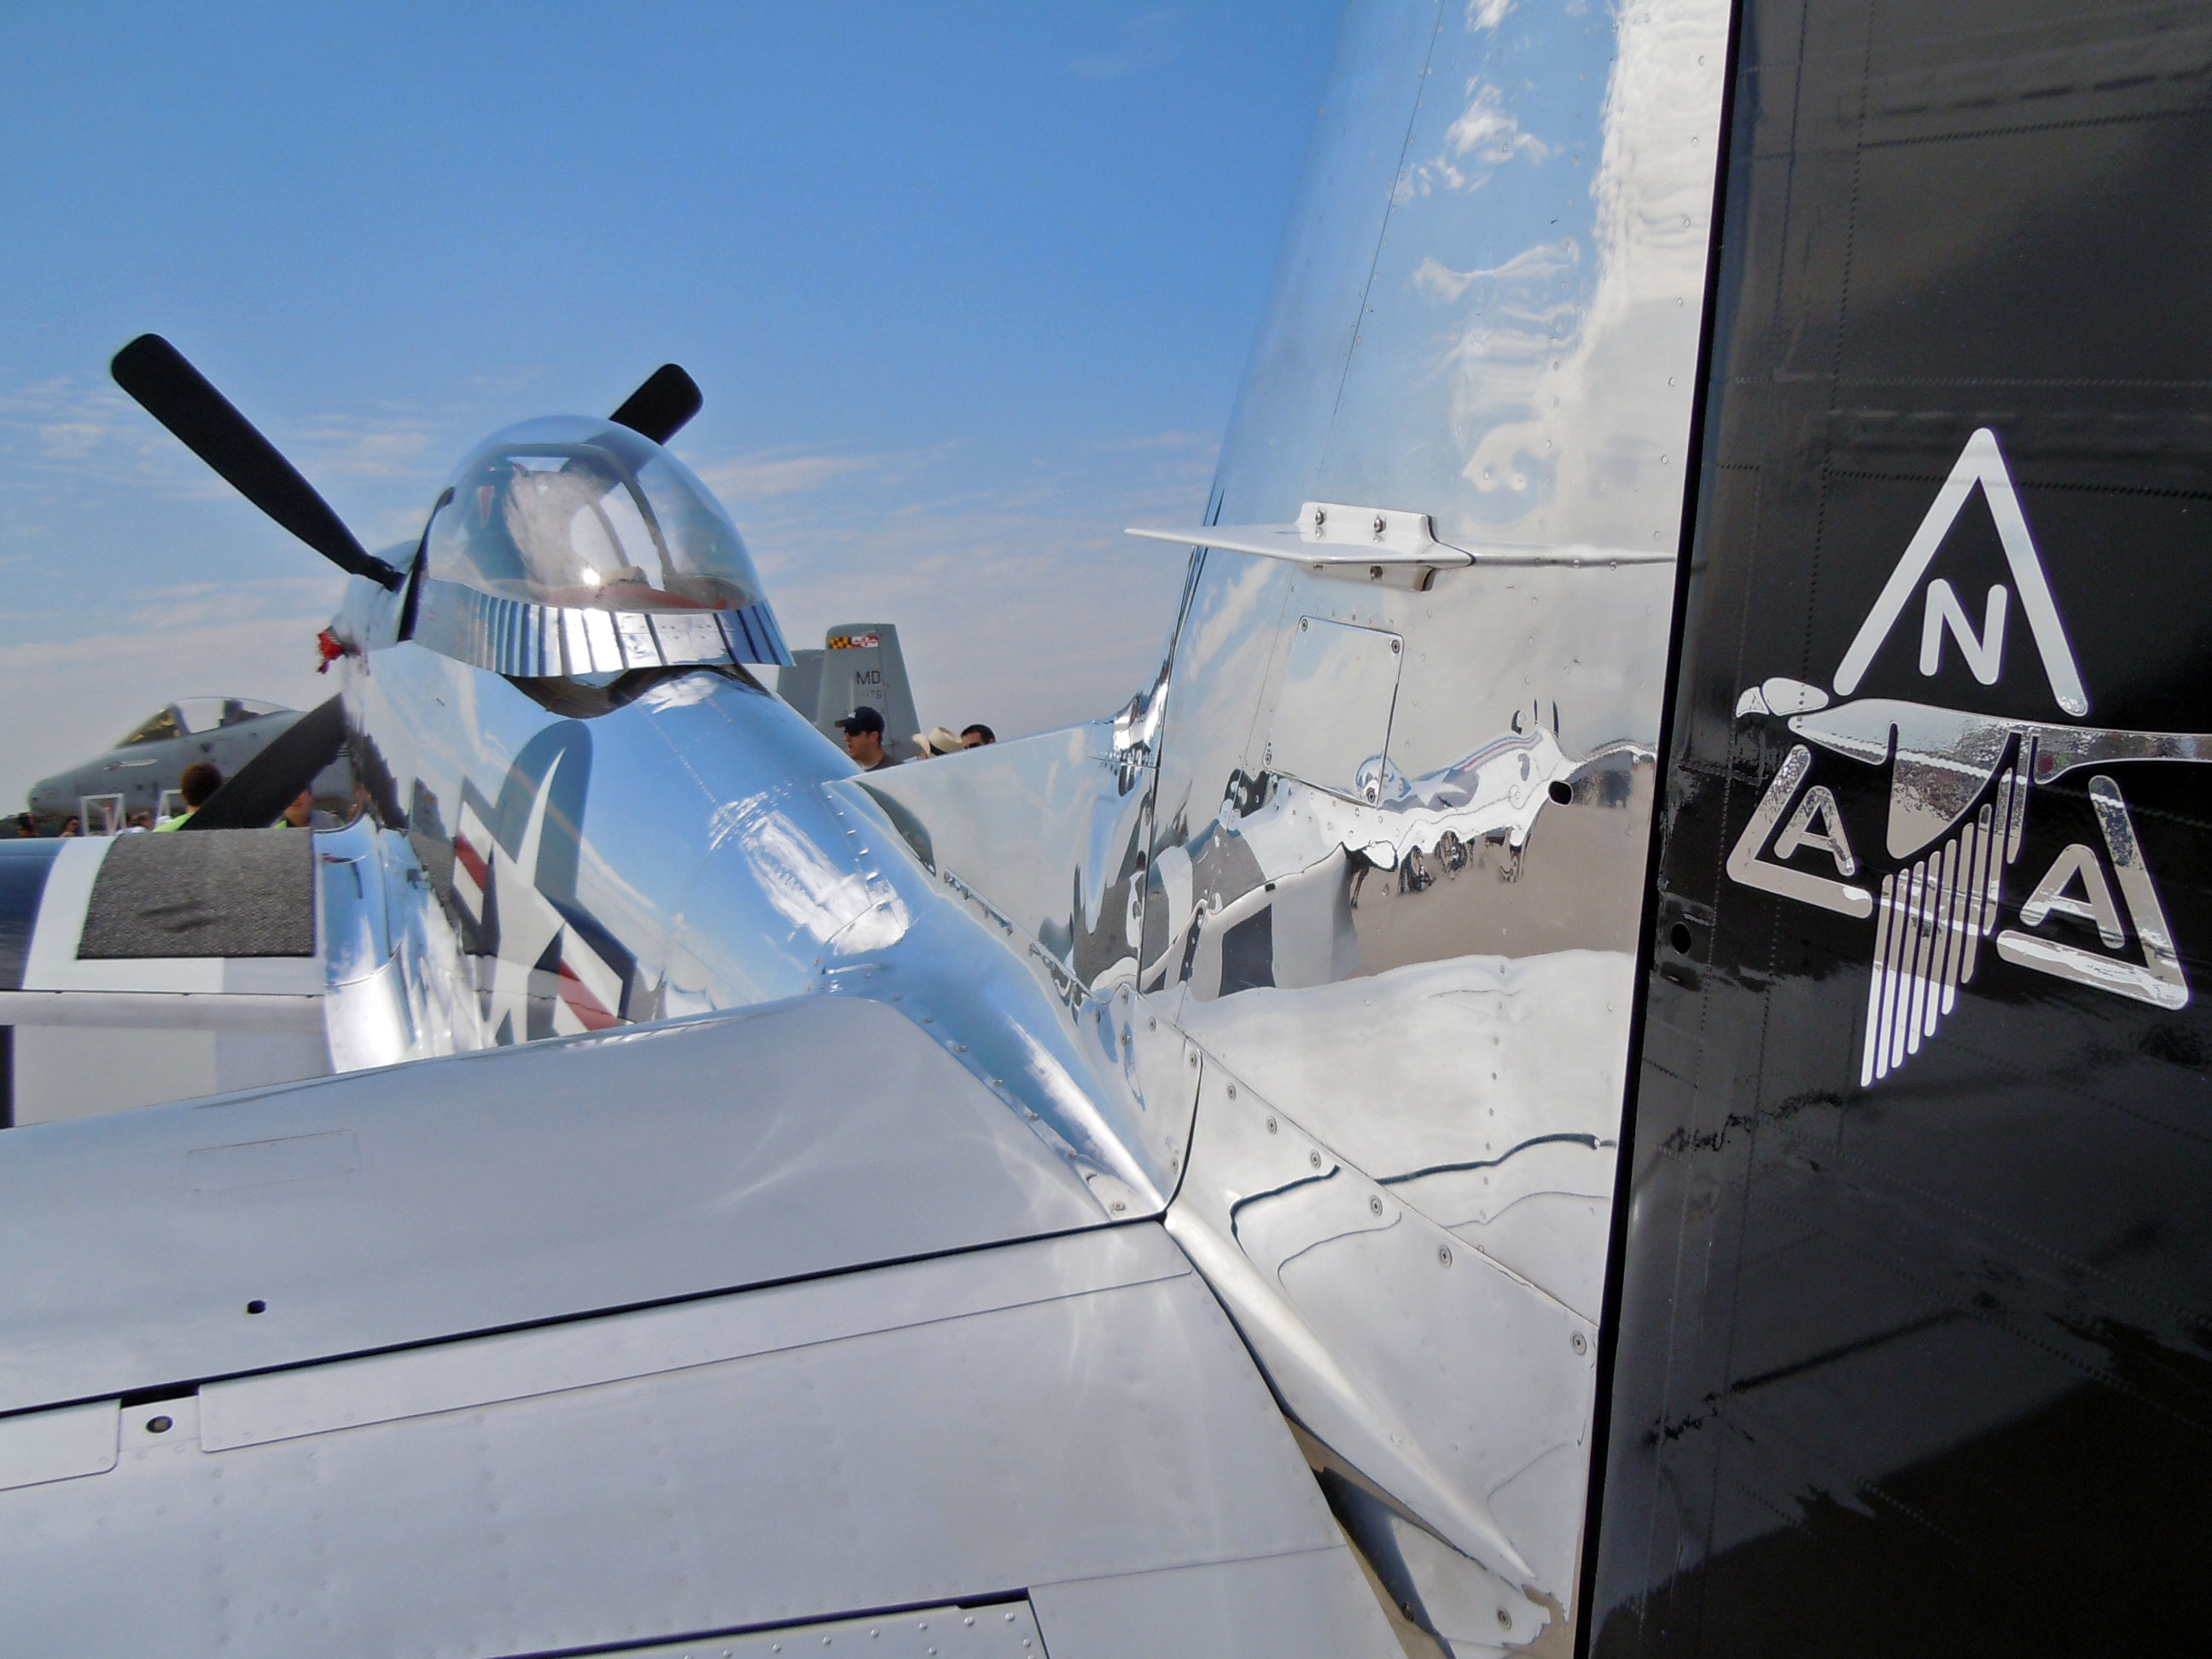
[110,334,400,589]
[609,364,703,445]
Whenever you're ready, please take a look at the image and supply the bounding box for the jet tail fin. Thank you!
[780,623,924,760]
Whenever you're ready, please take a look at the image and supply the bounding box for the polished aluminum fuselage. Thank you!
[329,573,1173,1214]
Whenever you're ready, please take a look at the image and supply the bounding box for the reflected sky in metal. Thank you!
[1143,0,1728,1643]
[1222,0,1723,553]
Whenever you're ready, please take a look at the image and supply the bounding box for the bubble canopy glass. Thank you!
[424,417,765,614]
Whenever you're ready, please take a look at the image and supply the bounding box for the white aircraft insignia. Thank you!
[1726,428,2208,1085]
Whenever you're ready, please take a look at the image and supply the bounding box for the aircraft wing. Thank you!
[0,829,343,1123]
[0,995,1397,1656]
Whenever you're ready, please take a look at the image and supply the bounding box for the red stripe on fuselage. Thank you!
[453,833,490,891]
[556,961,621,1031]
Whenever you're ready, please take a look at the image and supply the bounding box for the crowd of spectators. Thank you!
[835,707,997,770]
[6,760,229,837]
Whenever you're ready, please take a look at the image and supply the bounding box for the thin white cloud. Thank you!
[1401,80,1552,196]
[690,449,883,502]
[0,377,201,487]
[1469,0,1514,29]
[1090,429,1219,459]
[1412,238,1580,303]
[294,412,440,480]
[1447,83,1551,164]
[1070,10,1181,80]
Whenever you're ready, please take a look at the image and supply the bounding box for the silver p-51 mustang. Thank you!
[0,0,1964,1652]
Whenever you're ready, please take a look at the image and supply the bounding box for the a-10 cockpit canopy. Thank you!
[410,417,790,678]
[117,697,288,748]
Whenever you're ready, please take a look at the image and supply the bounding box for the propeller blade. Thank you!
[110,335,400,590]
[181,696,347,831]
[609,364,702,445]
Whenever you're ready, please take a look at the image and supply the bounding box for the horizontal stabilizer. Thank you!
[1128,498,1675,579]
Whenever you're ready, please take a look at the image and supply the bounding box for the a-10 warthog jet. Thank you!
[0,0,2206,1654]
[25,697,301,832]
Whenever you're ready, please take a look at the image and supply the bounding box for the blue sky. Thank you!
[0,3,1342,806]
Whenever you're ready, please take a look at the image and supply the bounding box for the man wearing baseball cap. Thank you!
[834,705,902,771]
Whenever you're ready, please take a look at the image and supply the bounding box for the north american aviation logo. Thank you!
[1726,428,2208,1085]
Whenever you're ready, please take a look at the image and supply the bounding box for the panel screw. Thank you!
[1189,1053,1198,1068]
[1439,1246,1453,1266]
[1572,1331,1588,1354]
[1148,1017,1157,1031]
[1369,1196,1383,1216]
[1498,1608,1513,1629]
[1390,638,1400,654]
[1309,1150,1322,1169]
[1372,514,1388,538]
[1313,507,1326,530]
[1111,1201,1126,1213]
[1226,1084,1237,1099]
[1266,1116,1278,1133]
[147,1415,173,1435]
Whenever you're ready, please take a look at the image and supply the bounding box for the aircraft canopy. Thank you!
[423,417,765,615]
[117,697,287,747]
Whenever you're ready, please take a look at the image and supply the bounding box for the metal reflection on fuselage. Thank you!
[290,0,1735,1648]
[855,0,1734,1644]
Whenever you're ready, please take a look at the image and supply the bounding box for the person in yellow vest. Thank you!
[154,760,224,830]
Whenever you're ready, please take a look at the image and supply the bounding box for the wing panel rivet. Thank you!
[1309,1150,1322,1168]
[1572,1331,1588,1354]
[1369,1196,1383,1216]
[1266,1116,1277,1132]
[1226,1084,1237,1098]
[1439,1246,1453,1266]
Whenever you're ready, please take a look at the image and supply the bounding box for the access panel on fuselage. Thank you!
[1592,2,2212,1655]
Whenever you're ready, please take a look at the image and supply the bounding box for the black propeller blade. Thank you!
[110,335,401,590]
[182,696,347,831]
[609,363,703,445]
